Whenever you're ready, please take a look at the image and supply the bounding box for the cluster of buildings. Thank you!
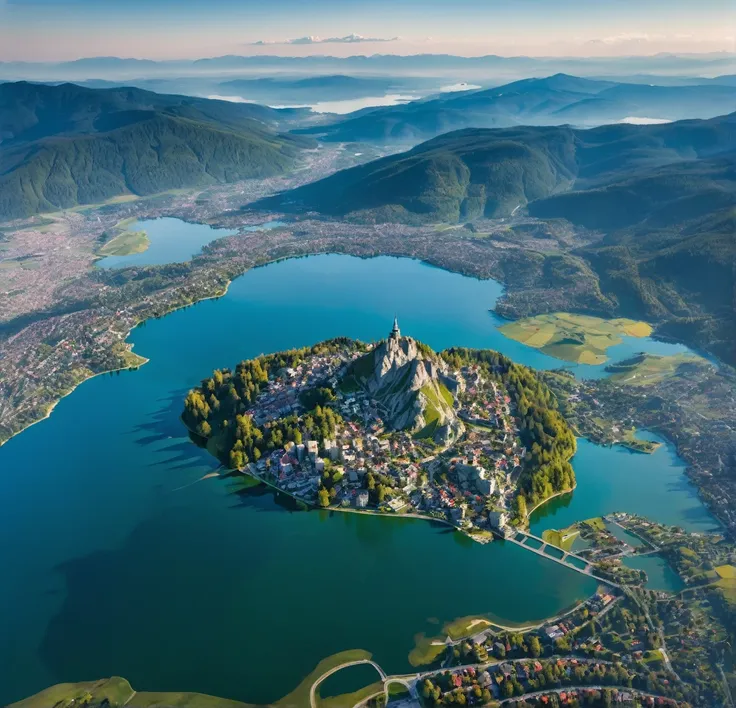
[247,351,355,425]
[422,658,667,706]
[240,334,525,538]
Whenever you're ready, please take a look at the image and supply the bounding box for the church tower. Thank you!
[390,316,401,340]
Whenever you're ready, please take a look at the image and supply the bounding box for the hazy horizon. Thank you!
[0,0,733,63]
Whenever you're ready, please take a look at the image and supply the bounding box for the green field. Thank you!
[605,353,707,387]
[499,313,653,364]
[99,228,150,257]
[715,565,736,605]
[542,526,579,551]
[10,651,375,708]
[408,632,448,667]
[9,678,136,708]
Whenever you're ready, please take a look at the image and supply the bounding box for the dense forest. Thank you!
[0,81,311,220]
[442,347,577,520]
[181,338,363,470]
[263,112,736,223]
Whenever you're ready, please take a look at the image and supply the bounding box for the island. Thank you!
[182,320,576,537]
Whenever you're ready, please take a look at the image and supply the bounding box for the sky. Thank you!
[0,0,733,62]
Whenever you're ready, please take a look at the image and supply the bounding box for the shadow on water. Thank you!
[38,507,282,702]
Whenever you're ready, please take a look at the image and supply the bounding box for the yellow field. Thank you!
[619,320,653,337]
[716,564,736,579]
[499,313,654,364]
[606,353,707,387]
[98,229,150,257]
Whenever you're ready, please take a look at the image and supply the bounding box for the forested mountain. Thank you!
[295,74,736,143]
[0,81,304,144]
[0,82,312,220]
[263,112,736,223]
[261,113,736,364]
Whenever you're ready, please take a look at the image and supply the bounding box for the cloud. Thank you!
[249,33,399,46]
[586,32,664,46]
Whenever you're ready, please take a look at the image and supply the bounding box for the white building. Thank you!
[307,440,319,461]
[356,491,370,508]
[488,510,509,533]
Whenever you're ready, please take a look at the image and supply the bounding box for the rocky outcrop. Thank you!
[356,335,463,444]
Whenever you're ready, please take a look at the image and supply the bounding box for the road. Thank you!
[310,659,386,708]
[498,685,671,705]
[328,653,682,708]
[625,588,679,680]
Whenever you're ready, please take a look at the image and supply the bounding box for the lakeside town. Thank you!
[231,322,524,539]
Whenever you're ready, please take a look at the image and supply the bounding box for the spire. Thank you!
[390,316,401,339]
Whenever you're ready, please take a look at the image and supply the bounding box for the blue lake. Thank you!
[623,555,685,593]
[0,251,715,705]
[96,217,284,269]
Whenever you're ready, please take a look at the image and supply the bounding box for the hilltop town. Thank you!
[183,322,576,538]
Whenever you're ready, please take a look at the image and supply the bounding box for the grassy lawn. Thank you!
[542,526,579,551]
[580,517,606,532]
[618,429,661,454]
[715,565,736,605]
[499,313,653,365]
[99,228,150,257]
[444,615,492,640]
[409,633,448,667]
[606,353,706,387]
[275,649,373,708]
[10,678,135,708]
[387,682,411,698]
[8,677,257,708]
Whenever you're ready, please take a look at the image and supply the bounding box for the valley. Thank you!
[0,67,734,708]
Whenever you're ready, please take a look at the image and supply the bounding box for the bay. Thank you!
[0,251,715,705]
[96,217,284,269]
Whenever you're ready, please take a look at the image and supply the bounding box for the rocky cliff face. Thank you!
[359,336,463,445]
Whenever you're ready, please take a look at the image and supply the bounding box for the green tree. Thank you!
[528,635,541,657]
[318,488,330,507]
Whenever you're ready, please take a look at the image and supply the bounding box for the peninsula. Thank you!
[182,321,576,536]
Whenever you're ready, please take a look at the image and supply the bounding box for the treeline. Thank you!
[227,405,341,469]
[442,348,576,520]
[182,338,360,468]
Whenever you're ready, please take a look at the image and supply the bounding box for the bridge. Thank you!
[310,659,387,708]
[502,529,621,588]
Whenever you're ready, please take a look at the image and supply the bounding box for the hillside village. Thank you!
[185,322,527,537]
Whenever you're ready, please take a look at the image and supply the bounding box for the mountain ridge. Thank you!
[0,82,312,220]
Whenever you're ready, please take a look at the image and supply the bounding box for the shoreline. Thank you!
[0,348,149,448]
[1,244,727,540]
[0,274,236,447]
[525,484,578,521]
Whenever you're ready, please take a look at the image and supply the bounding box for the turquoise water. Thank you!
[530,431,717,536]
[0,253,715,705]
[624,555,685,593]
[96,218,283,269]
[605,521,645,548]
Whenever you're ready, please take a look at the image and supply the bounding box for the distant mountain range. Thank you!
[294,74,736,143]
[263,111,736,222]
[1,53,735,82]
[0,82,312,220]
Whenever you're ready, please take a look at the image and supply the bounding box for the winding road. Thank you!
[310,659,386,708]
